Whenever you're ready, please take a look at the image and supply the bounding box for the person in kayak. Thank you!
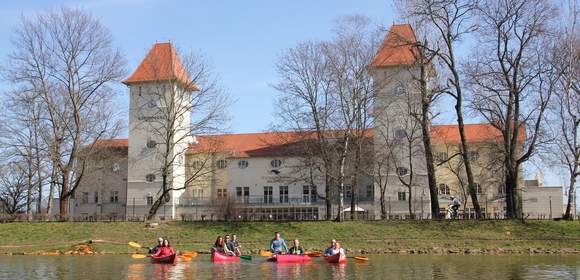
[332,242,346,258]
[224,235,236,256]
[148,237,163,254]
[270,232,288,254]
[288,239,305,255]
[229,234,241,256]
[213,236,235,256]
[152,239,175,257]
[324,239,337,256]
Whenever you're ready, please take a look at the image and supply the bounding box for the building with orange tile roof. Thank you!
[71,25,552,221]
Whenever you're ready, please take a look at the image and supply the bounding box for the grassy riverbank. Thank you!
[0,220,578,255]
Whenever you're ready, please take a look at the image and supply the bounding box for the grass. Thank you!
[0,220,578,254]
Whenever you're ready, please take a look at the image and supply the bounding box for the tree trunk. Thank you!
[456,106,484,219]
[46,168,56,216]
[407,186,413,218]
[350,173,358,220]
[418,51,440,220]
[563,173,577,220]
[59,174,69,220]
[26,155,34,221]
[325,173,332,220]
[504,167,519,219]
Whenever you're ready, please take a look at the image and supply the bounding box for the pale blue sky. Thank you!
[0,0,398,134]
[0,1,574,189]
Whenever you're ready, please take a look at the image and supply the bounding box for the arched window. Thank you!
[438,184,450,195]
[145,174,156,183]
[191,160,204,170]
[397,167,408,176]
[270,159,282,168]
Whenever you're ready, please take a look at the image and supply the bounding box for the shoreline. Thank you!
[1,220,578,256]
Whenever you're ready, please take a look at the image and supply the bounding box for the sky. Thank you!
[0,0,575,191]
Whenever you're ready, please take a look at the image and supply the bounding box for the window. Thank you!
[216,160,227,169]
[469,151,479,161]
[263,186,273,204]
[146,140,157,148]
[238,160,249,169]
[279,186,288,203]
[110,191,119,203]
[436,152,448,163]
[81,192,89,204]
[146,195,153,205]
[366,185,373,198]
[438,184,450,195]
[217,188,227,198]
[397,192,406,201]
[193,189,205,199]
[270,159,282,168]
[236,187,249,203]
[303,186,317,203]
[112,163,120,173]
[475,183,483,194]
[94,191,99,203]
[138,86,142,96]
[397,167,408,176]
[394,129,407,139]
[191,160,204,170]
[145,174,156,183]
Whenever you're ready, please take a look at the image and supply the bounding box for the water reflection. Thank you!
[211,262,240,280]
[0,255,578,280]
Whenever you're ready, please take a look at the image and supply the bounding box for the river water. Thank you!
[0,255,578,279]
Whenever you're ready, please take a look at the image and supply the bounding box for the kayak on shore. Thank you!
[268,254,311,263]
[211,251,240,262]
[151,253,176,264]
[324,253,347,264]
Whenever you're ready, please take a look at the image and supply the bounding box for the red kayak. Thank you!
[151,253,177,264]
[211,251,240,262]
[324,253,347,264]
[268,254,311,263]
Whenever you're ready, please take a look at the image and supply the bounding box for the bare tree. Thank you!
[398,0,485,219]
[135,49,229,220]
[4,8,126,218]
[324,16,380,221]
[0,162,28,214]
[274,40,336,220]
[549,0,579,220]
[466,0,558,218]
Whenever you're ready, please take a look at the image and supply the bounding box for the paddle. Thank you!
[128,241,143,249]
[178,256,192,262]
[306,252,322,257]
[351,256,369,262]
[131,254,147,259]
[240,255,252,261]
[260,251,274,257]
[181,251,198,258]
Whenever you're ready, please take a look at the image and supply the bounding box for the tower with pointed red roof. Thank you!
[123,42,197,219]
[369,24,431,218]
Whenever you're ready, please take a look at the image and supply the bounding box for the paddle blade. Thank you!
[240,255,252,261]
[131,254,147,259]
[128,242,142,249]
[182,251,198,258]
[260,251,273,257]
[178,256,192,262]
[306,252,322,257]
[354,256,369,261]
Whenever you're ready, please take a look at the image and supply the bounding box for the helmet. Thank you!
[450,196,455,199]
